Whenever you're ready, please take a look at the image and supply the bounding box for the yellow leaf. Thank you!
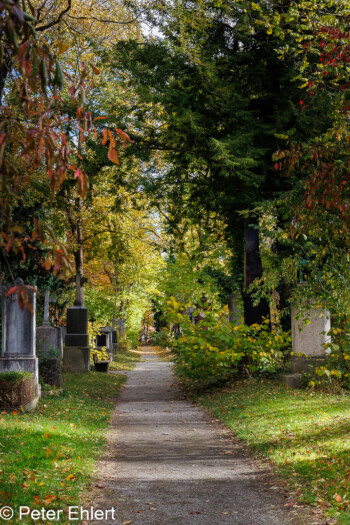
[66,474,76,481]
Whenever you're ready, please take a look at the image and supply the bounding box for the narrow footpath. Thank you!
[92,348,311,525]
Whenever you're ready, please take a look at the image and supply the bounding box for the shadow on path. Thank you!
[92,348,318,525]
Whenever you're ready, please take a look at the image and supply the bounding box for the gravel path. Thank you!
[92,349,313,525]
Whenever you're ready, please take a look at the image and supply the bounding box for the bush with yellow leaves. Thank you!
[165,297,291,388]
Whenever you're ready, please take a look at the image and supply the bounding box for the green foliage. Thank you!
[0,371,32,384]
[306,326,350,393]
[166,297,291,388]
[112,0,332,260]
[151,329,172,348]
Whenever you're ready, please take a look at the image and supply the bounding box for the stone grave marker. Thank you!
[0,278,40,410]
[36,291,62,388]
[282,304,330,388]
[227,291,243,326]
[98,325,113,359]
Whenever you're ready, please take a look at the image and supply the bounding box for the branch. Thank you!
[66,13,140,25]
[36,0,72,32]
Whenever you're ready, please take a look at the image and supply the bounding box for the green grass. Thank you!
[196,380,350,524]
[0,371,126,523]
[109,349,142,371]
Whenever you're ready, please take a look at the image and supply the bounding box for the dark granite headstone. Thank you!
[63,306,90,372]
[65,306,89,347]
[112,330,117,344]
[96,333,107,347]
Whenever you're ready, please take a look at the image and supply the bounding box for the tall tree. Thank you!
[109,0,333,280]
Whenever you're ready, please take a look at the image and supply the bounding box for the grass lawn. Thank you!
[109,349,142,371]
[196,380,350,524]
[0,371,126,523]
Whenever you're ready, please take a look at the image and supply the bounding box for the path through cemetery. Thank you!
[92,348,312,525]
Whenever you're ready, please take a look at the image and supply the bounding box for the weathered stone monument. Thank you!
[116,318,126,336]
[282,303,330,388]
[96,325,113,358]
[36,291,60,354]
[227,291,243,326]
[0,278,40,410]
[270,290,281,331]
[36,291,62,387]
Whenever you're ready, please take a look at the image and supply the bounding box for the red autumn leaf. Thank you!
[74,168,83,179]
[115,128,134,147]
[6,286,18,297]
[74,168,89,196]
[0,133,7,146]
[44,495,55,504]
[102,129,108,145]
[91,65,101,75]
[108,148,120,165]
[107,129,116,148]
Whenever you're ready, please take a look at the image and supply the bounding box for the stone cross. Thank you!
[42,290,56,326]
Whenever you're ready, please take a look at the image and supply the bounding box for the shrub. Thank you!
[166,297,291,388]
[0,371,33,384]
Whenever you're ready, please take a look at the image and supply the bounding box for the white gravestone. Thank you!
[292,306,330,357]
[290,305,330,375]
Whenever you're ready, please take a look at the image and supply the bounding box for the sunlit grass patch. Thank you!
[109,349,141,371]
[0,372,126,522]
[196,380,350,524]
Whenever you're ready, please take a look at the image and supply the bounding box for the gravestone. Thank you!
[96,333,107,348]
[282,304,330,388]
[0,278,40,410]
[116,318,126,335]
[58,326,64,360]
[187,306,196,325]
[227,291,243,326]
[98,325,113,358]
[36,291,62,387]
[36,291,60,356]
[63,306,90,372]
[291,306,330,370]
[270,290,280,331]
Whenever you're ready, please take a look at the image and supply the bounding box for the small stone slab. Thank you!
[281,373,302,389]
[63,347,90,372]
